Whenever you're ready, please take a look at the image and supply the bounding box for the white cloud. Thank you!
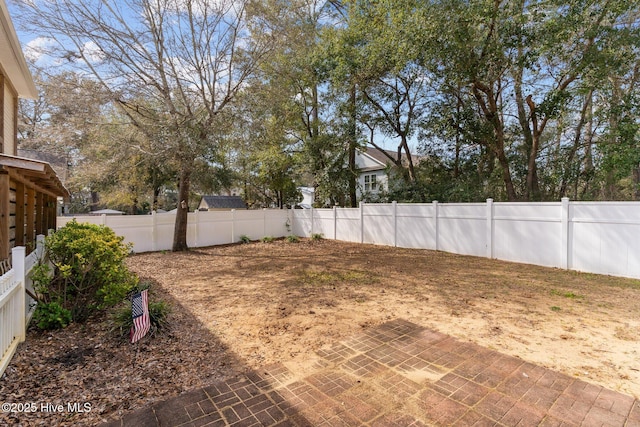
[24,36,57,62]
[81,41,105,64]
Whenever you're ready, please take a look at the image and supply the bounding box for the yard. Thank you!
[1,239,639,426]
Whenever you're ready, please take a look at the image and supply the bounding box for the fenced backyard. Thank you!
[57,199,640,280]
[293,198,640,279]
[1,204,639,424]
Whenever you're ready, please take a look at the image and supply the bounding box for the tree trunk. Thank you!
[153,186,160,211]
[560,89,592,198]
[348,84,357,207]
[472,83,517,201]
[172,166,191,252]
[401,136,416,182]
[454,89,462,178]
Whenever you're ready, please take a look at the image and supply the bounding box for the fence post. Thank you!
[151,211,157,252]
[310,205,314,237]
[231,209,236,243]
[561,197,570,269]
[263,208,267,237]
[101,213,107,226]
[360,201,365,244]
[392,201,398,247]
[333,205,337,240]
[486,199,494,259]
[12,246,26,342]
[432,200,439,250]
[36,234,45,259]
[193,210,199,248]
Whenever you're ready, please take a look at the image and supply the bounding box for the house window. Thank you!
[364,174,377,192]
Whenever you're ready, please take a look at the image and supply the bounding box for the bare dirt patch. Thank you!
[1,239,639,426]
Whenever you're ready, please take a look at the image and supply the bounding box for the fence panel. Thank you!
[265,210,290,238]
[311,209,335,239]
[193,211,234,247]
[336,208,360,242]
[396,204,436,249]
[570,202,640,277]
[363,204,395,246]
[437,203,486,257]
[292,209,311,237]
[1,240,46,378]
[0,268,19,377]
[493,202,562,268]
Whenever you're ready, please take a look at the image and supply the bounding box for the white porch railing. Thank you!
[0,236,45,378]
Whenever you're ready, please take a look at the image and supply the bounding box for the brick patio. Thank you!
[103,319,640,426]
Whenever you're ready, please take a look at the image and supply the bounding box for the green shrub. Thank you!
[286,235,300,243]
[32,301,72,330]
[261,236,274,243]
[239,235,251,244]
[37,220,137,325]
[110,286,171,338]
[311,233,323,241]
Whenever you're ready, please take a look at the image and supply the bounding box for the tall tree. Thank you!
[15,0,271,250]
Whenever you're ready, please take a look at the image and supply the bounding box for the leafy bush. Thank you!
[311,233,324,241]
[36,220,137,325]
[286,235,299,243]
[261,236,274,243]
[32,301,72,330]
[239,235,251,244]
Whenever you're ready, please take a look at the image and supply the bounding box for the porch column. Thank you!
[47,195,56,230]
[35,191,44,236]
[15,181,24,247]
[0,171,9,259]
[26,187,35,249]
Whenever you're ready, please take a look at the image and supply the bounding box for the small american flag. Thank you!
[130,289,150,343]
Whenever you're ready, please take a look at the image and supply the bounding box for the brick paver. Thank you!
[102,319,638,426]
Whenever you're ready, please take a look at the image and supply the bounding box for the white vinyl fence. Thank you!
[292,199,640,280]
[57,209,292,253]
[0,236,45,377]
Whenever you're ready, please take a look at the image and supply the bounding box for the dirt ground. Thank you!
[1,239,639,426]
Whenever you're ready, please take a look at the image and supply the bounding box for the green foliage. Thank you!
[261,236,275,243]
[32,301,73,330]
[286,235,300,243]
[29,262,52,296]
[38,220,137,325]
[311,233,324,241]
[110,296,171,339]
[550,289,584,299]
[239,235,251,244]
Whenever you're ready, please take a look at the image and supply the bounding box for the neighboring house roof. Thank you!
[90,209,124,215]
[199,195,247,210]
[0,0,38,99]
[365,148,397,166]
[359,147,417,172]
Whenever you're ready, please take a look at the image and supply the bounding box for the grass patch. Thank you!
[550,306,562,312]
[298,269,376,287]
[550,289,584,299]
